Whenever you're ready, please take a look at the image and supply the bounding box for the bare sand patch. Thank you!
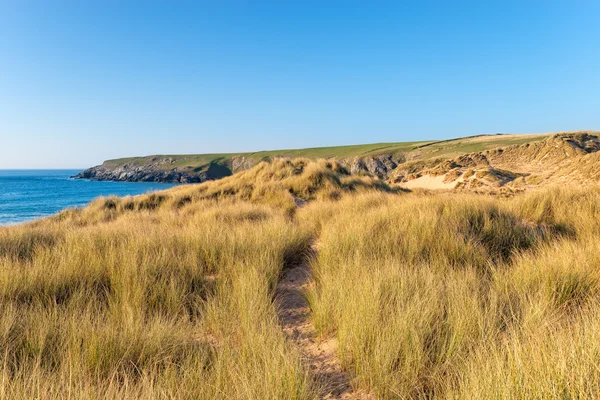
[401,174,458,190]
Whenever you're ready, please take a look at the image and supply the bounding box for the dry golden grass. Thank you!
[1,158,600,399]
[300,187,600,398]
[0,203,315,399]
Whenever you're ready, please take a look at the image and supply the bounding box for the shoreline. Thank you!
[0,171,177,226]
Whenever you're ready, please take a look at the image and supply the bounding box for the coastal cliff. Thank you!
[73,133,559,184]
[74,154,405,183]
[74,158,233,183]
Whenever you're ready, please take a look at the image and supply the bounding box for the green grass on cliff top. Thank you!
[103,133,550,170]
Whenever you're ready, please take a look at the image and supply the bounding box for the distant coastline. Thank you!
[74,133,551,184]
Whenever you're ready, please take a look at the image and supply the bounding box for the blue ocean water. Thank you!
[0,170,177,225]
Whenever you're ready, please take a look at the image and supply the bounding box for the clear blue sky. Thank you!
[1,1,598,168]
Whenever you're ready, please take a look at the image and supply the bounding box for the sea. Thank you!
[0,170,177,225]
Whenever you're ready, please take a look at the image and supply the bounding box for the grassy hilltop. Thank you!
[105,133,544,168]
[2,134,600,398]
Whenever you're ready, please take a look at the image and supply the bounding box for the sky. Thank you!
[0,1,599,168]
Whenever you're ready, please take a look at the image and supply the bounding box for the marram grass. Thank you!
[0,159,599,399]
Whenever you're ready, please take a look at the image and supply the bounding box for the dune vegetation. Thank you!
[1,158,600,398]
[302,188,600,398]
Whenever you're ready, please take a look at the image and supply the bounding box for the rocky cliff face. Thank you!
[340,154,406,177]
[230,155,260,173]
[75,165,203,183]
[74,158,233,183]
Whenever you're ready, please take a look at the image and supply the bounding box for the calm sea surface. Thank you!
[0,170,176,225]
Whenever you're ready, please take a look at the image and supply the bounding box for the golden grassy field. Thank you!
[1,158,600,398]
